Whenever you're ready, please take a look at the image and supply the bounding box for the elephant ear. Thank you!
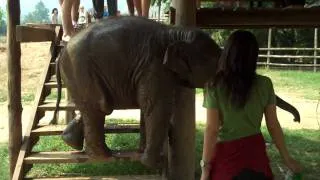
[163,41,193,78]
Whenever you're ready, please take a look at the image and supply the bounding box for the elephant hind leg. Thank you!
[81,108,112,159]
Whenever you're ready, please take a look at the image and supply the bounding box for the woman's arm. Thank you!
[264,104,302,173]
[201,108,220,180]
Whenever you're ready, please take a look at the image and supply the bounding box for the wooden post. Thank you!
[267,28,272,69]
[7,0,22,178]
[168,1,196,180]
[64,90,74,124]
[314,28,318,72]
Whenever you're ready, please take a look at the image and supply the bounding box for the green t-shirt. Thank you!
[203,75,276,142]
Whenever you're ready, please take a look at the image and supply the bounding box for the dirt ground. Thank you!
[0,42,319,143]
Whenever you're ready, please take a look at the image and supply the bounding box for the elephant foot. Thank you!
[140,151,164,169]
[85,143,113,160]
[61,115,84,150]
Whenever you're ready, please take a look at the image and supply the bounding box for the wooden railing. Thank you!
[257,28,319,72]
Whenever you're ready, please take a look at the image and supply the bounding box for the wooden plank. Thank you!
[170,8,320,28]
[44,82,65,88]
[16,26,56,42]
[7,0,22,178]
[31,124,140,136]
[27,175,161,180]
[25,23,62,30]
[24,151,142,164]
[12,59,53,180]
[38,102,76,111]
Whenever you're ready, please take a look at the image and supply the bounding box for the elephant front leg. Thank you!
[82,109,112,159]
[140,101,173,168]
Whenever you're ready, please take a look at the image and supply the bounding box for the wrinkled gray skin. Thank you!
[56,16,300,168]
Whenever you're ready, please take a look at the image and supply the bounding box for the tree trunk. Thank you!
[7,0,22,178]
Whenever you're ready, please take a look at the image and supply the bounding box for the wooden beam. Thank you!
[16,26,56,42]
[38,102,76,111]
[7,0,22,178]
[24,151,141,164]
[31,124,140,136]
[170,8,320,28]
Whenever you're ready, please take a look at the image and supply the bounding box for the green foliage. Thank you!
[22,0,50,24]
[0,144,9,180]
[0,7,6,35]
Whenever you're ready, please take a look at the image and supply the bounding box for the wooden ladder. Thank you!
[12,24,158,180]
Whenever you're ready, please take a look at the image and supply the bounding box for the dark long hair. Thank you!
[52,8,58,14]
[212,30,259,108]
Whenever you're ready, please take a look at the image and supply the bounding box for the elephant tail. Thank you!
[51,52,63,124]
[276,95,301,123]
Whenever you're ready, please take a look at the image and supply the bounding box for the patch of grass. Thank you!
[1,118,319,179]
[258,69,320,100]
[0,143,9,180]
[0,36,6,44]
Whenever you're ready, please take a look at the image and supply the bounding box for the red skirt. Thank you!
[210,133,273,180]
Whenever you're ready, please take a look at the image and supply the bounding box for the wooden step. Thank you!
[31,124,140,136]
[38,102,76,111]
[44,82,65,88]
[24,151,141,164]
[26,175,161,180]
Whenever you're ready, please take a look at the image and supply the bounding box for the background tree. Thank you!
[22,0,50,24]
[0,7,6,35]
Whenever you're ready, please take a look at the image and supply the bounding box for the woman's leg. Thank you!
[133,0,142,16]
[141,0,150,17]
[127,0,135,16]
[71,0,80,26]
[92,0,104,19]
[61,0,75,41]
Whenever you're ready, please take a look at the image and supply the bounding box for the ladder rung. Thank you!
[24,151,141,164]
[44,82,65,88]
[31,124,140,136]
[38,102,76,111]
[26,175,161,180]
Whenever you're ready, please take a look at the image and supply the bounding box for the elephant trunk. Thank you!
[276,95,300,123]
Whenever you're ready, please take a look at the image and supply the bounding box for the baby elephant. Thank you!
[55,16,300,168]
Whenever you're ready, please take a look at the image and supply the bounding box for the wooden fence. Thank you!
[257,28,319,72]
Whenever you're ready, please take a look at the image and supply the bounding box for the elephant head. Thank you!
[163,29,222,88]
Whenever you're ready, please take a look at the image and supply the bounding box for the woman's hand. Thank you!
[284,156,302,173]
[200,167,211,180]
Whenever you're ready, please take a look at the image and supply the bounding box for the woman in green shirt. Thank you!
[200,30,302,180]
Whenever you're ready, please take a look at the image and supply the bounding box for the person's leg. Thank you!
[133,0,142,16]
[61,0,74,41]
[92,0,104,19]
[127,0,135,16]
[107,0,118,16]
[141,0,150,17]
[196,0,201,9]
[71,0,80,26]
